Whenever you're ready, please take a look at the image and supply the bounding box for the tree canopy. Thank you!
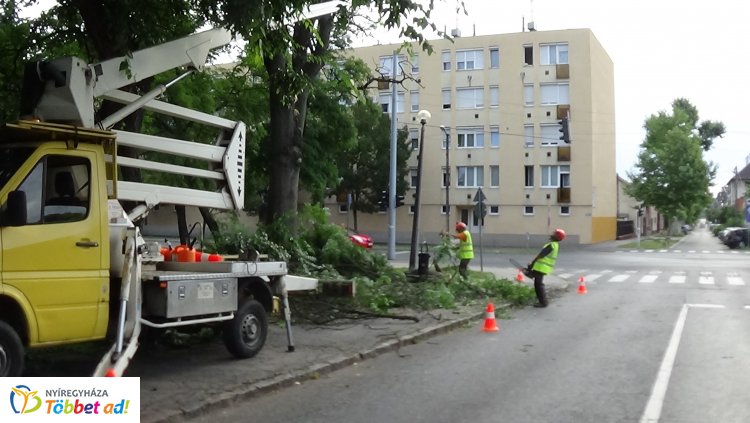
[626,98,724,227]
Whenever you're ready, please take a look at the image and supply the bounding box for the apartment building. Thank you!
[331,28,616,246]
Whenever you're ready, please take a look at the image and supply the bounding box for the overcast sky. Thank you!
[360,0,749,195]
[23,0,748,195]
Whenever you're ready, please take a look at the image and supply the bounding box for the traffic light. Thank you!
[377,190,388,208]
[637,207,644,217]
[396,194,405,208]
[558,117,570,143]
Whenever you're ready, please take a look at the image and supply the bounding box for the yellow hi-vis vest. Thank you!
[458,231,474,259]
[532,241,559,275]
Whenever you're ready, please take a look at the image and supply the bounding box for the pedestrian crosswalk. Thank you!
[618,249,750,254]
[554,268,749,286]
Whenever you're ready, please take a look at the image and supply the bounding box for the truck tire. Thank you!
[223,299,267,359]
[0,321,24,377]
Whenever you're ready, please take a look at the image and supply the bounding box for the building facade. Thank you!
[331,28,616,246]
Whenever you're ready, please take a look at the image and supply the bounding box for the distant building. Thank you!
[331,28,616,246]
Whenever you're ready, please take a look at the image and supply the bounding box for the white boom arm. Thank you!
[22,0,349,213]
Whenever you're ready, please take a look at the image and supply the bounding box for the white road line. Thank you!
[658,249,668,253]
[645,249,654,253]
[745,306,750,310]
[698,273,714,285]
[639,275,658,283]
[608,274,630,283]
[557,273,573,279]
[584,274,602,282]
[673,250,681,253]
[640,304,689,423]
[668,275,686,284]
[701,250,711,254]
[688,250,696,253]
[717,251,725,254]
[727,276,745,286]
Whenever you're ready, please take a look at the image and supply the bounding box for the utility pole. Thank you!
[387,50,397,260]
[409,110,431,271]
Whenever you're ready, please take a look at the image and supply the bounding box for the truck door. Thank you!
[1,152,107,344]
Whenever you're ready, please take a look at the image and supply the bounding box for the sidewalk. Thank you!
[134,265,569,423]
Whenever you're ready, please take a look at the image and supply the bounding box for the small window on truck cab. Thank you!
[14,155,91,224]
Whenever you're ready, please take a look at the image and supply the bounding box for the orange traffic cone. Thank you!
[516,270,524,282]
[482,303,500,332]
[577,276,588,294]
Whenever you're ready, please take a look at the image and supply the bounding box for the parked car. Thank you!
[681,224,692,235]
[718,227,742,243]
[724,228,750,249]
[349,231,374,249]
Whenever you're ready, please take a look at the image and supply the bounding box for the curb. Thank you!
[145,309,488,423]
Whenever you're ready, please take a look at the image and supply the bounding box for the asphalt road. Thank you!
[191,228,750,423]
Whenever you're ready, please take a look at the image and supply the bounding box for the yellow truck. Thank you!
[0,1,346,377]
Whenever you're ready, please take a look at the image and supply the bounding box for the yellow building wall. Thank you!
[591,216,616,243]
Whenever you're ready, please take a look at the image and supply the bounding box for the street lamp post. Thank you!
[440,126,450,233]
[409,109,431,271]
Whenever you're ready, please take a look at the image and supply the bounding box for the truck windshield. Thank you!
[0,146,35,191]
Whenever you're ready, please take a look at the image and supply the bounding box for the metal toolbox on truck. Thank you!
[143,275,238,319]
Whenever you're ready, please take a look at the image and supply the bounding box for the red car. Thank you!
[349,232,374,249]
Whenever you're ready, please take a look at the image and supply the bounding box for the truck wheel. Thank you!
[223,299,267,359]
[0,321,24,376]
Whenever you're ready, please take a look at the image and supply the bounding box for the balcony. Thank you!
[556,63,569,79]
[557,145,571,162]
[557,187,571,203]
[556,104,570,120]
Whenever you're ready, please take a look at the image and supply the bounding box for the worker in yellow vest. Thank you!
[526,228,566,308]
[451,221,474,278]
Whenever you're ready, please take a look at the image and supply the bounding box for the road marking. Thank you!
[701,250,711,254]
[745,306,750,310]
[645,249,654,253]
[640,304,689,423]
[688,250,696,253]
[668,275,686,284]
[673,250,681,253]
[639,275,658,283]
[585,274,602,281]
[608,274,630,282]
[698,272,714,285]
[658,249,668,253]
[727,276,745,286]
[557,273,573,279]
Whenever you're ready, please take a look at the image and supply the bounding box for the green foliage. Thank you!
[706,206,743,225]
[626,98,721,225]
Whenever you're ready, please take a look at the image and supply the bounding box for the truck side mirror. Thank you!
[2,190,27,227]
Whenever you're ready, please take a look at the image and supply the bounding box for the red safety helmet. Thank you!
[553,228,566,241]
[455,221,467,231]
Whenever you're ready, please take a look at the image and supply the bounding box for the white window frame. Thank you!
[524,124,534,147]
[541,165,570,188]
[540,123,562,146]
[560,206,571,216]
[524,165,534,188]
[378,55,406,76]
[524,206,535,215]
[410,91,420,112]
[379,92,405,113]
[456,49,484,70]
[442,89,451,109]
[456,87,483,109]
[524,84,534,106]
[490,126,500,148]
[457,166,484,188]
[457,127,484,148]
[409,129,419,150]
[489,86,499,108]
[379,93,390,113]
[540,43,569,65]
[411,54,420,74]
[489,205,500,215]
[409,205,416,214]
[540,83,570,105]
[338,204,349,213]
[489,47,500,69]
[409,168,418,188]
[441,205,449,214]
[442,50,451,71]
[490,165,500,187]
[442,168,449,187]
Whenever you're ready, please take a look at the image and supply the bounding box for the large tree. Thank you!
[626,98,724,229]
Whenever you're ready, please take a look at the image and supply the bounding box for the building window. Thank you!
[489,86,499,107]
[378,92,405,113]
[524,165,534,187]
[540,83,570,105]
[411,54,420,74]
[524,124,534,147]
[457,166,484,187]
[524,45,533,66]
[456,49,484,70]
[541,165,570,188]
[442,50,451,71]
[524,84,534,106]
[489,205,500,215]
[490,165,500,187]
[338,204,349,213]
[456,87,483,109]
[409,129,419,150]
[489,47,500,68]
[442,168,449,187]
[524,206,535,215]
[457,128,484,148]
[490,126,500,148]
[442,89,451,109]
[379,55,405,76]
[540,123,562,146]
[540,43,568,65]
[410,168,418,188]
[410,91,420,112]
[441,205,449,214]
[409,205,416,214]
[560,206,570,215]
